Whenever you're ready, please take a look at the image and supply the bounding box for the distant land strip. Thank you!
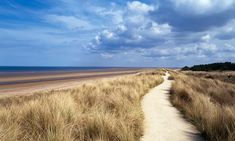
[0,70,140,85]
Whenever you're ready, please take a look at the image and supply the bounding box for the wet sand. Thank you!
[0,69,141,96]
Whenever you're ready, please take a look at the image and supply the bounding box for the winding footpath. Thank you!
[141,72,204,141]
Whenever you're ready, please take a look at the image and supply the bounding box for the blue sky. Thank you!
[0,0,235,67]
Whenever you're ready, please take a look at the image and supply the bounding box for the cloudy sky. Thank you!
[0,0,235,67]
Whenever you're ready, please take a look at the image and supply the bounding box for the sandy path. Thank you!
[141,72,204,141]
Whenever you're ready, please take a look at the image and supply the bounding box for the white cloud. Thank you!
[198,43,217,52]
[88,1,172,51]
[220,19,235,32]
[209,19,235,40]
[126,14,147,25]
[201,34,211,42]
[117,25,127,32]
[143,42,219,61]
[102,30,116,39]
[150,22,171,35]
[94,30,117,46]
[127,1,155,13]
[45,15,93,30]
[94,7,124,24]
[87,0,235,65]
[171,0,235,15]
[100,53,114,59]
[225,43,235,51]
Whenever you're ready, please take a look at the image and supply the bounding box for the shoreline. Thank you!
[0,69,142,96]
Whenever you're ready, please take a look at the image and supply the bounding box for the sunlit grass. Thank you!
[0,70,163,141]
[169,71,235,141]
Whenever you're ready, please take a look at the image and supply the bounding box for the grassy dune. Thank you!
[169,71,235,141]
[0,70,163,141]
[184,71,235,84]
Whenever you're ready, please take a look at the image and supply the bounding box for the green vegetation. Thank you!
[182,62,235,71]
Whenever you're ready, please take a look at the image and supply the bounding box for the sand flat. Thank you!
[0,69,141,96]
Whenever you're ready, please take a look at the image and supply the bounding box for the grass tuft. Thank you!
[0,70,163,141]
[170,72,235,141]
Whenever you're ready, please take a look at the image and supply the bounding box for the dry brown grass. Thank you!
[170,71,235,141]
[168,75,174,80]
[0,70,163,141]
[184,71,235,84]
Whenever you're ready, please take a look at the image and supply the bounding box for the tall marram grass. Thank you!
[0,70,163,141]
[183,71,235,84]
[170,72,235,141]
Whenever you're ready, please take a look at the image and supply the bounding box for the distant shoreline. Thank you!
[0,66,174,73]
[0,68,143,96]
[0,66,143,73]
[0,69,141,85]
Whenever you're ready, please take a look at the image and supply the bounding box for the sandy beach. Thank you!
[0,68,141,96]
